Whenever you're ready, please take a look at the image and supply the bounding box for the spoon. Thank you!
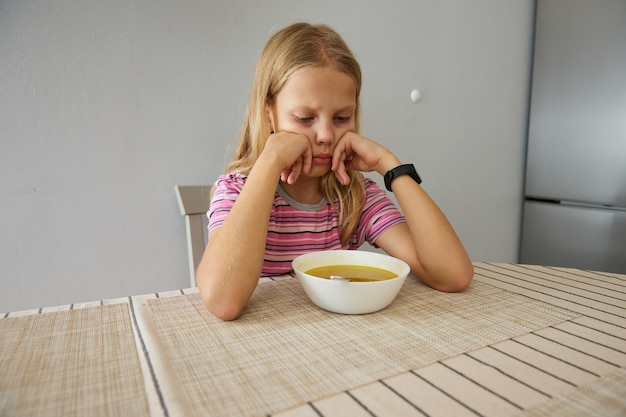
[330,275,350,282]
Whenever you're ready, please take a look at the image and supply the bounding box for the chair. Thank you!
[175,185,215,286]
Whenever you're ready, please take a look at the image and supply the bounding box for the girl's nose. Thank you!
[315,121,335,145]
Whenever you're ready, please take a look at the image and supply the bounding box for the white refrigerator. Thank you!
[520,0,626,274]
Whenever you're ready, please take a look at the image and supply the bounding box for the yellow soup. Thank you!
[305,265,398,282]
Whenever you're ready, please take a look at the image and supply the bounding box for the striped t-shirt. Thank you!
[208,173,406,276]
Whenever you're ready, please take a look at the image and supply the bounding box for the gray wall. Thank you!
[0,0,534,312]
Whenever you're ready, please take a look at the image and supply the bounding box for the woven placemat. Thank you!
[144,277,577,417]
[0,304,149,417]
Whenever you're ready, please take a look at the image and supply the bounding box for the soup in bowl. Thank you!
[292,250,410,314]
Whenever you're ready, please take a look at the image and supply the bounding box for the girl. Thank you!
[197,22,473,320]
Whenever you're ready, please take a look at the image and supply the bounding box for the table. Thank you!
[1,263,625,416]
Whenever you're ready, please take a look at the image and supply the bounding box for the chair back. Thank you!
[175,185,214,286]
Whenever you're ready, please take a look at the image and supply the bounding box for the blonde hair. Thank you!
[227,22,365,245]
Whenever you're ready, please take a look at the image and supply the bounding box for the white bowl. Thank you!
[292,250,410,314]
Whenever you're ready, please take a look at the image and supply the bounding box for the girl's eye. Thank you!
[293,115,352,124]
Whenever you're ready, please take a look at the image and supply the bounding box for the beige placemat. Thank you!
[144,277,578,417]
[0,304,150,417]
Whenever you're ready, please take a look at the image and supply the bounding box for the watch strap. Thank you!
[384,164,422,191]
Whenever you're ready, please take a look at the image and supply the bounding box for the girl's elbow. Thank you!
[200,292,246,321]
[211,304,245,321]
[449,261,474,292]
[415,260,474,293]
[197,279,247,321]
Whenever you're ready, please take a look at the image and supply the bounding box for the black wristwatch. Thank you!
[384,164,422,191]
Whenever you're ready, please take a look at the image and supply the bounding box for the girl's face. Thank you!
[268,66,357,178]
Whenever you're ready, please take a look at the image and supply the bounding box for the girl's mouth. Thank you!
[312,155,332,165]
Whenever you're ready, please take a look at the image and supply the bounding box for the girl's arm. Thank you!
[196,133,312,320]
[332,133,473,292]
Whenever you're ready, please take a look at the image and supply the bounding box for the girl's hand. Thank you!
[264,131,313,184]
[331,132,399,185]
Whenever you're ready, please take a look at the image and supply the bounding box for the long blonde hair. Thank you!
[227,22,365,245]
